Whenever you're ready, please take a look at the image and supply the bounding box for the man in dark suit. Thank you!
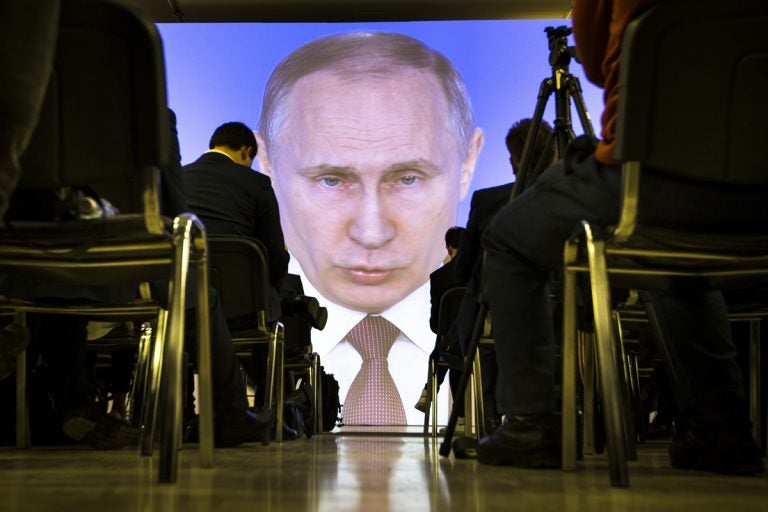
[184,121,289,316]
[452,118,555,433]
[184,122,325,416]
[415,227,466,415]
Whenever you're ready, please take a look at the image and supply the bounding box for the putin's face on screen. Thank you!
[258,32,483,313]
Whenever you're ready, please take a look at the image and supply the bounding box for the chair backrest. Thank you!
[437,286,466,336]
[17,0,169,217]
[615,0,768,185]
[208,235,271,333]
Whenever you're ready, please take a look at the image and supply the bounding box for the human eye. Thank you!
[318,176,343,188]
[398,175,420,186]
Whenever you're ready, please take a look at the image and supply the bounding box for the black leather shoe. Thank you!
[452,436,478,459]
[477,413,560,468]
[669,416,764,475]
[215,408,274,447]
[61,405,138,449]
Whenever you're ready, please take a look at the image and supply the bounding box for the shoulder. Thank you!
[474,182,513,200]
[430,259,457,282]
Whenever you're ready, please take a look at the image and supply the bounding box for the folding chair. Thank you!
[208,235,316,442]
[0,0,213,483]
[561,0,768,487]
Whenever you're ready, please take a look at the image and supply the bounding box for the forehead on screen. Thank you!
[259,31,475,154]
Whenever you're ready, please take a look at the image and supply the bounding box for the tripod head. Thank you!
[545,26,579,69]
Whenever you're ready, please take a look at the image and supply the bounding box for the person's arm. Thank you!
[572,0,612,88]
[429,272,440,334]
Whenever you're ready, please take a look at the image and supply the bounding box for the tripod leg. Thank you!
[439,300,488,457]
[553,73,576,157]
[513,78,554,199]
[567,75,597,141]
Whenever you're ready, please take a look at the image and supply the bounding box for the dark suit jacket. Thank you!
[453,183,513,294]
[429,258,465,334]
[183,152,289,292]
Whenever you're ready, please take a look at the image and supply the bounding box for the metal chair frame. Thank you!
[561,0,768,487]
[0,0,213,483]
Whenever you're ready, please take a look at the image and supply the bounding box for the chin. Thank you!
[338,288,404,314]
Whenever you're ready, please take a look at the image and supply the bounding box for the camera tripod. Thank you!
[438,26,597,458]
[512,26,596,198]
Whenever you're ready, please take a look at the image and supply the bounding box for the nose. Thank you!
[348,189,396,249]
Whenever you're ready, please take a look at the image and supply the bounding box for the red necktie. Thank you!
[343,315,406,425]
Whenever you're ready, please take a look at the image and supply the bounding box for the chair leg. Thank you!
[748,318,762,451]
[194,256,214,468]
[274,323,285,443]
[430,358,439,438]
[585,230,629,487]
[464,367,475,437]
[131,322,152,431]
[612,310,638,461]
[141,311,166,456]
[581,332,597,456]
[423,357,433,436]
[561,266,578,470]
[15,311,29,449]
[311,353,321,435]
[472,347,485,439]
[439,300,487,457]
[159,217,197,484]
[260,323,279,446]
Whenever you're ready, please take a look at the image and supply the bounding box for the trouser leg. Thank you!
[648,291,746,416]
[0,1,59,217]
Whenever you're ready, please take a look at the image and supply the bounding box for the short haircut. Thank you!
[505,118,555,168]
[445,226,465,249]
[209,122,258,156]
[259,31,477,158]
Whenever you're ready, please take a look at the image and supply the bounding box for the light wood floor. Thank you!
[1,431,766,512]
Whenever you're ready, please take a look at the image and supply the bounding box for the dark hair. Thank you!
[505,118,555,171]
[445,226,465,249]
[209,122,258,157]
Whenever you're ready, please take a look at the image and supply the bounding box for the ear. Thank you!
[254,131,272,177]
[458,127,484,200]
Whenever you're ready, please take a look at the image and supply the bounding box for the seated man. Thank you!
[184,121,325,413]
[453,118,555,433]
[184,121,325,330]
[415,227,466,421]
[477,0,765,475]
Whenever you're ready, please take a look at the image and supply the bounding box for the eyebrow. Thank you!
[298,158,443,178]
[383,159,443,176]
[297,164,356,179]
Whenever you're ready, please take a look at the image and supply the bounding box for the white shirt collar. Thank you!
[205,148,235,161]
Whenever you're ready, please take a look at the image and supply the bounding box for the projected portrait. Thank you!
[256,31,483,425]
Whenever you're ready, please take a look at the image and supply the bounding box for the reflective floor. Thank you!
[1,432,766,512]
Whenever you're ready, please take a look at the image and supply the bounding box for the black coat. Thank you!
[184,152,289,292]
[453,182,513,294]
[429,258,465,334]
